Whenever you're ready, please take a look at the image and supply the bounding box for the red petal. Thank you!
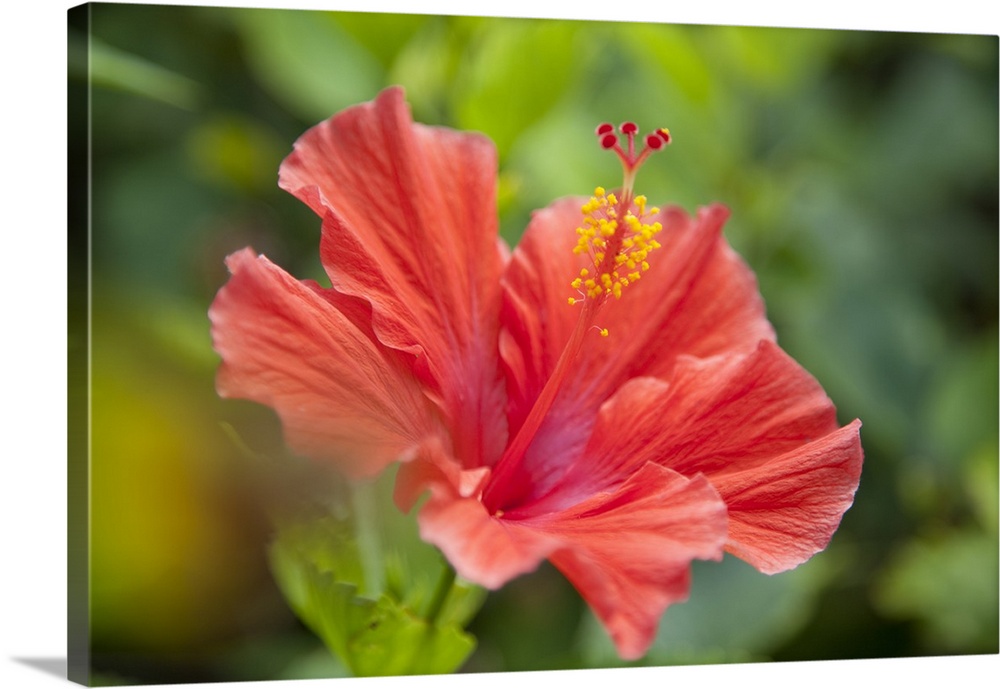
[535,339,861,574]
[499,198,588,433]
[714,419,863,573]
[530,464,728,660]
[393,436,490,513]
[279,87,508,470]
[666,343,864,571]
[623,204,776,375]
[209,249,445,478]
[564,339,861,572]
[398,450,556,589]
[417,497,557,590]
[523,377,676,511]
[652,340,843,477]
[402,449,728,660]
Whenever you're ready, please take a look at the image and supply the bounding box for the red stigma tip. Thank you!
[594,120,671,186]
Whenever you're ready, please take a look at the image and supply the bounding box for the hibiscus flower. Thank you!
[209,87,863,660]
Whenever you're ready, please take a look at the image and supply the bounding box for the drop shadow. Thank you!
[11,657,67,680]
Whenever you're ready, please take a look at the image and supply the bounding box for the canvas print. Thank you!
[68,2,998,686]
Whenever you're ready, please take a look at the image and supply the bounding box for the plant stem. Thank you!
[425,561,457,624]
[350,478,384,596]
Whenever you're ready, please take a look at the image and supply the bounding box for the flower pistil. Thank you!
[483,120,671,510]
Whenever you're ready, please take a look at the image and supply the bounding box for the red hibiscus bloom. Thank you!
[209,87,863,660]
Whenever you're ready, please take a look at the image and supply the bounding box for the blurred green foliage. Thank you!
[70,3,998,684]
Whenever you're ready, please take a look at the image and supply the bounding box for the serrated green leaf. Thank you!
[273,548,480,676]
[267,474,485,676]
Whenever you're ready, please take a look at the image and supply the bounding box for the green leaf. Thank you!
[617,22,715,106]
[234,8,383,122]
[711,26,838,93]
[386,17,465,124]
[453,18,580,155]
[332,11,429,72]
[965,443,999,535]
[267,472,486,676]
[69,29,201,109]
[875,531,999,653]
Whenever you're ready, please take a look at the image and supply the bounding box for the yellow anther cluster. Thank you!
[569,188,663,303]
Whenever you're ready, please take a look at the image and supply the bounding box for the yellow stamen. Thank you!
[566,192,665,306]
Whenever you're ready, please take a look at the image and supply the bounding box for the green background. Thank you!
[69,3,998,684]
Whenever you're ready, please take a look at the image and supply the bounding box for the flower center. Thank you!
[567,187,664,307]
[482,120,670,512]
[567,123,670,321]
